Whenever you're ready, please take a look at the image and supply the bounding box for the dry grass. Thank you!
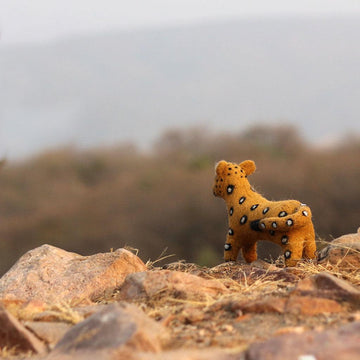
[297,261,360,286]
[45,302,85,324]
[297,239,360,286]
[123,245,140,256]
[0,347,33,359]
[145,248,176,269]
[142,265,289,323]
[0,347,19,359]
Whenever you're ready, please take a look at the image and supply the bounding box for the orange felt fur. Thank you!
[213,160,316,266]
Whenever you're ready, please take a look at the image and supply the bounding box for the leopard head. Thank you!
[213,160,256,198]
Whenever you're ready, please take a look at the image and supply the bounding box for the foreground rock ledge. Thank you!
[115,270,229,302]
[48,303,165,359]
[0,305,47,354]
[0,245,146,304]
[246,321,360,360]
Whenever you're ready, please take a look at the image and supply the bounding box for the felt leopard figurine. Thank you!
[213,160,316,266]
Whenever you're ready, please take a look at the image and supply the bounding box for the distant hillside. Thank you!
[1,17,360,159]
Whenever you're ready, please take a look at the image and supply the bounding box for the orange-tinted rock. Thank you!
[1,299,50,322]
[50,303,164,358]
[220,294,343,316]
[137,348,240,360]
[0,306,47,354]
[285,296,343,315]
[179,306,205,324]
[24,321,72,348]
[116,270,229,302]
[0,245,146,304]
[241,297,286,314]
[47,348,239,360]
[246,321,360,360]
[274,326,306,336]
[292,272,360,305]
[318,228,360,269]
[209,263,298,284]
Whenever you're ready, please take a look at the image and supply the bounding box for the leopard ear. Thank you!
[239,160,256,176]
[215,160,227,174]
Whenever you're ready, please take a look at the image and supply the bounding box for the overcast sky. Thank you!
[1,0,360,45]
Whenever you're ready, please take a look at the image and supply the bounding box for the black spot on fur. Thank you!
[224,243,232,251]
[239,196,246,204]
[281,235,288,244]
[227,185,234,194]
[250,220,262,231]
[240,215,248,225]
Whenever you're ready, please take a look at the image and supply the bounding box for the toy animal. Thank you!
[213,160,316,266]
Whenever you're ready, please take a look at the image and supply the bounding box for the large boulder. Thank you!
[246,321,360,360]
[0,245,146,304]
[318,227,360,269]
[292,272,360,305]
[49,303,165,359]
[115,270,229,302]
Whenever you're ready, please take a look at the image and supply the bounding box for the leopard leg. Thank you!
[223,233,241,262]
[302,225,316,260]
[241,241,257,263]
[280,233,305,267]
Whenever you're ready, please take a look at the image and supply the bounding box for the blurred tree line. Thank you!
[0,125,359,275]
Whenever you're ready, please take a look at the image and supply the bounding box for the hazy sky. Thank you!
[1,0,360,44]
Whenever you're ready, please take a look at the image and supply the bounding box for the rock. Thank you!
[0,245,146,304]
[217,294,343,316]
[137,348,240,360]
[50,303,165,359]
[241,297,286,314]
[179,306,205,324]
[292,272,360,305]
[318,228,360,269]
[246,321,360,360]
[274,326,306,336]
[0,305,47,354]
[285,296,343,315]
[24,321,72,348]
[71,304,109,319]
[47,348,239,360]
[1,299,94,324]
[209,263,298,284]
[162,262,205,276]
[115,270,229,302]
[0,299,48,321]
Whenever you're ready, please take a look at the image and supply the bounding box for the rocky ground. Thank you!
[0,229,359,360]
